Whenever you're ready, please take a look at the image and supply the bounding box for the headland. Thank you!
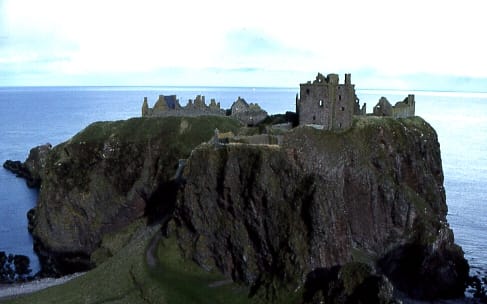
[2,73,471,303]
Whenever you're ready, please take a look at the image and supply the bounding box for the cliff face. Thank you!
[171,116,468,299]
[28,116,241,274]
[20,115,468,300]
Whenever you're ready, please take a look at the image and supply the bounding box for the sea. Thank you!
[0,87,486,288]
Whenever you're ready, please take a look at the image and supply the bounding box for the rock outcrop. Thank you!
[3,160,33,186]
[3,143,51,188]
[27,116,241,275]
[170,116,468,300]
[0,252,32,283]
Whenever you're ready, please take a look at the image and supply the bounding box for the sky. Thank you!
[1,0,487,90]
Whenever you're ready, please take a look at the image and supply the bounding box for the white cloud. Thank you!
[1,0,487,87]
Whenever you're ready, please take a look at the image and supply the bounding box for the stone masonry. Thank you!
[230,97,268,126]
[296,73,361,130]
[142,95,225,117]
[373,95,415,118]
[142,95,268,126]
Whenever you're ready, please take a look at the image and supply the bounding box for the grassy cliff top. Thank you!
[69,116,242,144]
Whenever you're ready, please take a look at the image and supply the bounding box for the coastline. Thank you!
[0,272,85,301]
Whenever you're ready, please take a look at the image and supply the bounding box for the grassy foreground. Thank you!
[2,222,257,304]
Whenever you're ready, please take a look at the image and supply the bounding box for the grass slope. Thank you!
[3,221,258,304]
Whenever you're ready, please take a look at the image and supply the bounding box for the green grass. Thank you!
[4,225,304,304]
[2,225,255,304]
[4,223,162,304]
[69,116,242,145]
[149,237,253,304]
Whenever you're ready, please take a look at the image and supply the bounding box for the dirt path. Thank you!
[0,272,85,301]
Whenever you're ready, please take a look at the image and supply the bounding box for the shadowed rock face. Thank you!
[27,116,241,275]
[171,116,468,300]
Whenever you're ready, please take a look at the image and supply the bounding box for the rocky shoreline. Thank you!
[3,143,51,189]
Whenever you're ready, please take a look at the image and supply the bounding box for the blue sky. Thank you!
[1,0,487,91]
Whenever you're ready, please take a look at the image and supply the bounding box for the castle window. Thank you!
[341,106,345,111]
[339,95,342,101]
[319,100,323,107]
[313,115,316,121]
[306,89,310,95]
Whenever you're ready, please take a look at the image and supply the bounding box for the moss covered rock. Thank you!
[29,116,241,275]
[171,116,468,300]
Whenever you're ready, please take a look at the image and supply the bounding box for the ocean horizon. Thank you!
[0,86,485,290]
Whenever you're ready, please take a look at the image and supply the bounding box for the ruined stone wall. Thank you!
[230,97,268,126]
[142,97,149,116]
[149,108,226,118]
[298,83,333,129]
[392,95,415,118]
[142,95,225,118]
[373,97,393,116]
[297,73,355,130]
[142,95,268,126]
[372,95,415,118]
[333,84,355,129]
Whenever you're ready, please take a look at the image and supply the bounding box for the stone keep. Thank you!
[297,73,357,130]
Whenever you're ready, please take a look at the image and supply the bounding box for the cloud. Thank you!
[1,0,487,89]
[225,29,291,55]
[0,32,78,81]
[217,28,315,72]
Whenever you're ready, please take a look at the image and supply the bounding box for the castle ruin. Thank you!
[141,74,415,132]
[296,73,364,130]
[142,94,225,117]
[142,95,268,126]
[373,95,415,118]
[230,97,268,126]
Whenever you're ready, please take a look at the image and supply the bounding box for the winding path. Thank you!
[0,272,85,301]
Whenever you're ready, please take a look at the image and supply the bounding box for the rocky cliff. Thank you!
[10,115,468,301]
[170,116,468,300]
[27,116,241,275]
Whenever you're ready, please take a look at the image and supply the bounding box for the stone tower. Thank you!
[296,73,357,130]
